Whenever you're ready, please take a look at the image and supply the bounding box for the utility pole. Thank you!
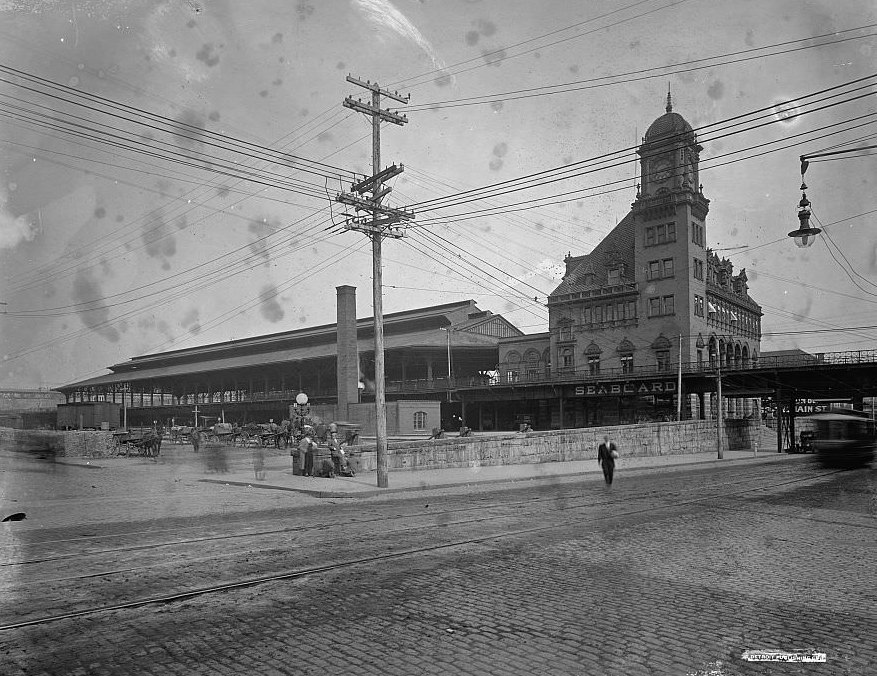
[336,75,414,489]
[716,361,724,459]
[676,332,683,421]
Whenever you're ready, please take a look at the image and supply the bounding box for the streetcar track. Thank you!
[0,467,844,632]
[1,464,811,568]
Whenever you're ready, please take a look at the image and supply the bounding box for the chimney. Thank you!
[336,285,359,420]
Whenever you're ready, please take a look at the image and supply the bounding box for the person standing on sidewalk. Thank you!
[597,434,619,486]
[299,429,317,477]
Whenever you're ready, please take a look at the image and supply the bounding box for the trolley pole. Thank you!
[336,75,414,488]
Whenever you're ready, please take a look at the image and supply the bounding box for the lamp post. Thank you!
[292,392,310,437]
[787,147,877,247]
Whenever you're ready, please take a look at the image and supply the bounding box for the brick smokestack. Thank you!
[336,285,359,420]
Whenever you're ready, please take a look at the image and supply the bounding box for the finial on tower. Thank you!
[666,83,672,113]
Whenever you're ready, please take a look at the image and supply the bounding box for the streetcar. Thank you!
[807,410,876,468]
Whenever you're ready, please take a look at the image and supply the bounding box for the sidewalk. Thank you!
[196,448,799,498]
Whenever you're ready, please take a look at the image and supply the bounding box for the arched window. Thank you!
[413,411,428,431]
[560,347,574,370]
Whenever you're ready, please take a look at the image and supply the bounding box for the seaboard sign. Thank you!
[572,380,677,397]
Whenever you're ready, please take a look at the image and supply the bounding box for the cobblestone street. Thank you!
[1,456,875,675]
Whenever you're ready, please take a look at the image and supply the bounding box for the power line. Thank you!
[408,78,877,214]
[0,63,358,180]
[400,26,877,112]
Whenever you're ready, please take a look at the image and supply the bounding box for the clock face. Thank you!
[652,161,673,183]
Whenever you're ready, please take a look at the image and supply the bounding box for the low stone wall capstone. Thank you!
[349,419,774,472]
[0,427,118,458]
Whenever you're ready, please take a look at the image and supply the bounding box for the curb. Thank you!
[198,452,801,499]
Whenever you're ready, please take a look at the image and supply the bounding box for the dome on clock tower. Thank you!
[643,92,695,144]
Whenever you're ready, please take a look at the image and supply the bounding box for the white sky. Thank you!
[0,0,875,387]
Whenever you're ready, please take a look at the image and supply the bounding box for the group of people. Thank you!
[292,426,353,478]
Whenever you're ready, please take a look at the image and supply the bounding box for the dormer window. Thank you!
[607,268,621,285]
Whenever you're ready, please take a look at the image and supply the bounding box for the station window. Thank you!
[561,348,574,369]
[587,355,600,376]
[692,258,704,280]
[691,222,705,247]
[694,295,705,317]
[413,411,428,431]
[607,267,621,285]
[620,354,634,374]
[656,350,671,372]
[645,222,676,247]
[663,258,674,278]
[648,295,675,317]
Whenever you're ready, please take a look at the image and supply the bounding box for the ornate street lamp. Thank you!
[788,189,821,248]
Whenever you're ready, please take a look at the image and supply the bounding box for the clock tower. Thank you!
[631,92,711,363]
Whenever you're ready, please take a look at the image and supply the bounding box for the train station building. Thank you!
[58,96,765,434]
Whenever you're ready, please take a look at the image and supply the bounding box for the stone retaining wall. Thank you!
[0,427,118,458]
[349,419,774,472]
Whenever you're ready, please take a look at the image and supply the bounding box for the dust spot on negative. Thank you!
[534,222,545,231]
[482,48,506,67]
[279,56,286,63]
[216,186,230,198]
[187,19,196,28]
[299,315,308,324]
[296,0,314,20]
[563,156,573,165]
[491,101,503,112]
[195,43,219,67]
[629,39,641,49]
[477,19,497,36]
[533,51,541,59]
[259,90,269,98]
[208,110,220,122]
[434,71,452,88]
[94,207,106,219]
[337,62,345,70]
[744,29,755,47]
[730,227,738,237]
[569,65,579,74]
[493,142,508,158]
[317,131,333,143]
[707,80,724,100]
[465,31,480,46]
[272,32,283,44]
[272,79,282,86]
[747,269,758,281]
[489,158,503,171]
[576,201,584,208]
[115,215,124,222]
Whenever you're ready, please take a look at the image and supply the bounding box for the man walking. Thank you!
[597,434,618,486]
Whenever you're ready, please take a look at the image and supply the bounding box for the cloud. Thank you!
[259,285,285,323]
[352,0,447,73]
[72,270,120,343]
[0,187,36,250]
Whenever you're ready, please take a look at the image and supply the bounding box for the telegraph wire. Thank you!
[6,212,335,316]
[2,227,355,361]
[400,26,877,112]
[0,64,358,181]
[408,109,877,226]
[5,118,369,294]
[407,74,877,211]
[389,0,693,91]
[0,100,331,197]
[3,104,361,288]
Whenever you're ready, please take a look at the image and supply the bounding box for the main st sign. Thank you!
[571,379,678,397]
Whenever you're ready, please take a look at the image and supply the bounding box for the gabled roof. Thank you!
[550,213,636,297]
